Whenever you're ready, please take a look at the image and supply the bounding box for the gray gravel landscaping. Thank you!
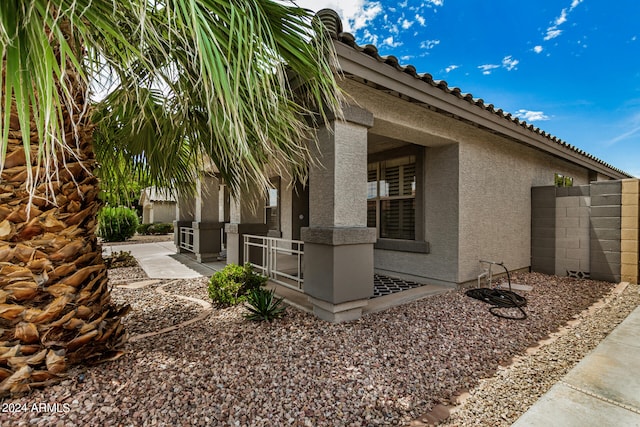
[1,270,637,427]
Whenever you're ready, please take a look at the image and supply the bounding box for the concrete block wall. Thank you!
[532,180,639,284]
[621,180,639,283]
[555,186,591,277]
[531,187,556,275]
[590,181,622,282]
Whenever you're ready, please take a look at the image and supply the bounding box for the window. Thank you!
[367,155,416,240]
[554,173,573,187]
[265,177,279,231]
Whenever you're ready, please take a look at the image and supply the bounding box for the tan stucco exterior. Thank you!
[175,10,633,321]
[338,72,621,286]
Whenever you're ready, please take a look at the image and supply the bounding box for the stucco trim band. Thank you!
[301,226,377,246]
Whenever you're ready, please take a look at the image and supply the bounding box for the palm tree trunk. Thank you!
[0,38,129,397]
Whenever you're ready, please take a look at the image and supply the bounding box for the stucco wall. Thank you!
[341,77,621,286]
[374,144,459,285]
[150,202,176,224]
[457,131,589,283]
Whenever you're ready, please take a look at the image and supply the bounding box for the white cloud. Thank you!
[606,125,640,146]
[533,45,544,54]
[570,0,583,11]
[515,109,550,122]
[419,39,440,49]
[555,9,568,26]
[478,64,499,75]
[401,19,413,29]
[542,0,584,42]
[445,65,459,73]
[361,29,379,45]
[502,55,519,71]
[382,36,402,48]
[606,113,640,146]
[427,0,444,6]
[544,28,563,41]
[415,14,426,26]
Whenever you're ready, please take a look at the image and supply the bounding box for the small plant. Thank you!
[98,206,139,242]
[207,263,267,306]
[137,223,174,235]
[244,287,286,322]
[104,251,138,269]
[149,223,173,234]
[136,223,153,235]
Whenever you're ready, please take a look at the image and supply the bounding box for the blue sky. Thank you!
[293,0,640,177]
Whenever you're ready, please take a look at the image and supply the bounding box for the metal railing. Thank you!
[179,227,194,252]
[243,234,304,291]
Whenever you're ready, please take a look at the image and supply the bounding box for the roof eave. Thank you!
[334,41,632,180]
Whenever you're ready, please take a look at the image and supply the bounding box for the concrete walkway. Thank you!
[512,305,640,426]
[104,241,203,279]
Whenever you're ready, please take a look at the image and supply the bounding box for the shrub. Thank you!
[98,206,139,242]
[136,222,174,235]
[244,287,286,322]
[137,223,153,235]
[149,223,173,234]
[207,263,267,306]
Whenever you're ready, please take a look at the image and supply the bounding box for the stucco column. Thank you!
[192,174,224,262]
[173,192,195,253]
[225,188,268,265]
[301,104,377,322]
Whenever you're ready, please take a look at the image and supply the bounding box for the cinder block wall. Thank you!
[590,181,622,282]
[555,186,591,277]
[531,187,556,275]
[532,180,639,284]
[621,180,639,283]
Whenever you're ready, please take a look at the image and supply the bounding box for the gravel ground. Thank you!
[110,282,204,337]
[107,267,148,284]
[440,281,640,427]
[0,272,634,427]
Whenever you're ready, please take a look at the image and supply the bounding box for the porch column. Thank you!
[225,188,268,265]
[173,192,195,253]
[302,104,377,322]
[192,174,224,262]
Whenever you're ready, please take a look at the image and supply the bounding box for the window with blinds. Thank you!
[367,155,416,240]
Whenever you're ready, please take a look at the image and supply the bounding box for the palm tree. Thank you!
[0,0,341,395]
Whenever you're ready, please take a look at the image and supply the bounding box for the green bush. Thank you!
[137,223,153,235]
[97,206,139,242]
[136,222,174,235]
[244,287,286,322]
[207,263,267,306]
[149,223,173,234]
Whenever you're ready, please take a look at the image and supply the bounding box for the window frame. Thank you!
[367,145,428,253]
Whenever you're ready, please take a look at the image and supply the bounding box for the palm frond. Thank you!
[1,0,343,201]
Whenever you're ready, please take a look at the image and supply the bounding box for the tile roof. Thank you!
[316,9,631,178]
[141,186,176,203]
